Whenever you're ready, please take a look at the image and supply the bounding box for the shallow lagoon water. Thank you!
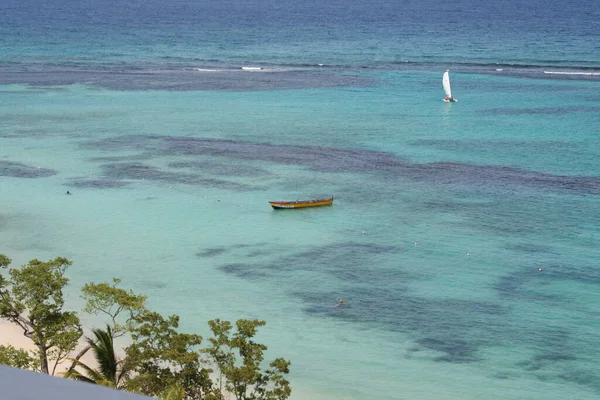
[2,74,600,399]
[2,0,600,398]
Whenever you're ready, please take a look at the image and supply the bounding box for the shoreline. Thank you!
[0,321,314,399]
[0,320,97,375]
[0,320,34,351]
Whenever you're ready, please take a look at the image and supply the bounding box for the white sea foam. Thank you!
[241,66,263,71]
[543,71,600,76]
[195,68,224,72]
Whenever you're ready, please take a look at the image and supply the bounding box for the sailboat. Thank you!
[442,70,458,102]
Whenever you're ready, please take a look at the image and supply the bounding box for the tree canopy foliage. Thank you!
[0,344,36,370]
[206,319,292,400]
[81,278,147,337]
[124,310,213,398]
[0,253,292,400]
[0,255,82,375]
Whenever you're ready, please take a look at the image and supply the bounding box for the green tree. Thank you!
[125,310,213,399]
[0,255,82,375]
[81,278,148,336]
[0,344,36,370]
[65,278,148,374]
[64,325,129,388]
[206,319,291,400]
[1,255,293,399]
[162,385,186,400]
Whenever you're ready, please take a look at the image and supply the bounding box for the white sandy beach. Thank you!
[0,320,33,351]
[0,320,98,375]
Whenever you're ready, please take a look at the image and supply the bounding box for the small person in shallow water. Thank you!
[66,191,71,195]
[332,299,345,307]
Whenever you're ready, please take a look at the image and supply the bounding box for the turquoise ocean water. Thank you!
[2,0,600,398]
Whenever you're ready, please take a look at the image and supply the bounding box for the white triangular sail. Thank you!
[442,70,452,98]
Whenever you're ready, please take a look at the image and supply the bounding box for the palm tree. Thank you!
[63,325,129,389]
[162,386,186,400]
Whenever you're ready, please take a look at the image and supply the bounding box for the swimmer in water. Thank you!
[333,299,345,307]
[66,191,71,195]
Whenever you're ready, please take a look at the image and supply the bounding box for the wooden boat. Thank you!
[269,196,334,210]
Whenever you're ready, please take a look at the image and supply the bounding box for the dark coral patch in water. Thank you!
[82,135,600,195]
[100,162,262,191]
[504,243,554,254]
[0,69,371,92]
[479,106,600,116]
[418,337,481,363]
[0,161,56,178]
[219,263,267,279]
[196,247,227,258]
[168,161,271,177]
[68,178,131,189]
[518,352,577,372]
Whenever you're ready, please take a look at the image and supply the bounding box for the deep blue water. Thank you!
[2,0,600,72]
[1,1,600,399]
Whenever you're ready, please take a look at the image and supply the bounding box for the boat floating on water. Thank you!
[442,70,458,102]
[269,196,334,210]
